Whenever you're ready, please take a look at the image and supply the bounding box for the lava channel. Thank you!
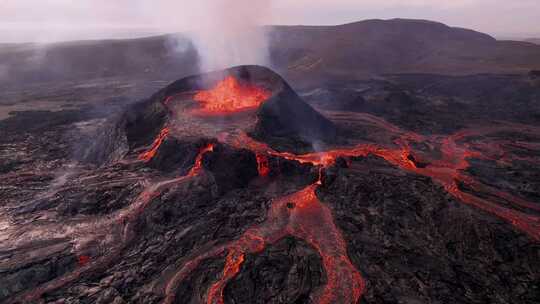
[228,128,540,241]
[138,127,170,162]
[164,182,365,304]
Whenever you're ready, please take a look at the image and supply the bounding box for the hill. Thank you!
[525,38,540,45]
[2,19,540,86]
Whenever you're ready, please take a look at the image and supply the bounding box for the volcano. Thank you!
[123,66,337,155]
[1,65,539,304]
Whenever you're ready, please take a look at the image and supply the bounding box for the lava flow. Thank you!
[256,154,270,177]
[164,182,365,304]
[8,139,217,304]
[193,76,271,114]
[138,127,170,162]
[229,124,540,241]
[188,143,215,177]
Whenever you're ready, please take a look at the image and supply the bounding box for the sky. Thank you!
[0,0,539,43]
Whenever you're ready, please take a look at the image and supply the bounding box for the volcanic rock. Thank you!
[203,144,259,194]
[224,237,325,304]
[248,67,338,142]
[123,97,168,149]
[147,137,216,174]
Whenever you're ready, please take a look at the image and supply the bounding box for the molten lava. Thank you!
[193,76,271,114]
[188,144,215,177]
[165,183,365,304]
[138,127,170,162]
[228,125,540,241]
[256,154,270,177]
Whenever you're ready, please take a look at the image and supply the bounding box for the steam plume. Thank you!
[187,0,272,72]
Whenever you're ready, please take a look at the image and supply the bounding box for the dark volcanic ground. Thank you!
[0,66,539,304]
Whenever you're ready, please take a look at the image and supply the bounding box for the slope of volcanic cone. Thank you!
[123,97,168,149]
[121,65,279,149]
[203,144,259,194]
[253,76,338,143]
[147,135,259,193]
[146,136,216,174]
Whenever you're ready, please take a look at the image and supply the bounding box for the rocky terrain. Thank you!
[0,64,539,304]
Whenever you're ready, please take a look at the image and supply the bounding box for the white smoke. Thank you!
[0,1,274,73]
[186,0,272,72]
[132,0,274,72]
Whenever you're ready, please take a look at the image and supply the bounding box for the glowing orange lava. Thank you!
[193,76,271,114]
[256,154,270,177]
[138,127,170,162]
[188,144,215,177]
[165,183,365,304]
[228,127,540,241]
[13,142,218,304]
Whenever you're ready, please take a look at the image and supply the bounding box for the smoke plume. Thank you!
[186,0,272,72]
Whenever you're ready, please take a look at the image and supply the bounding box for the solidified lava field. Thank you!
[1,65,539,304]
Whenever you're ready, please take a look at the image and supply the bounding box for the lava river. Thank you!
[163,180,365,304]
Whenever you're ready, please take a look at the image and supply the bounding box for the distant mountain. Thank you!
[271,19,540,82]
[525,38,540,45]
[2,19,540,86]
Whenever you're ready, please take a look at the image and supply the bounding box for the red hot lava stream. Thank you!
[230,126,540,241]
[255,154,270,177]
[165,182,365,304]
[188,143,215,177]
[8,143,216,304]
[138,127,170,162]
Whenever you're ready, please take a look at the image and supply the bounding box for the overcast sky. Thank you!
[0,0,539,43]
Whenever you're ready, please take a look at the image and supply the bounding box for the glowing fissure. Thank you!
[193,76,271,114]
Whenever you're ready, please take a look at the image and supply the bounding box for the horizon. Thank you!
[0,0,539,43]
[0,18,539,45]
